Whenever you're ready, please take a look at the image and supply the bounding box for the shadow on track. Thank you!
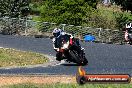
[61,63,80,66]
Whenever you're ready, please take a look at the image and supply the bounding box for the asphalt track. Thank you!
[0,34,132,76]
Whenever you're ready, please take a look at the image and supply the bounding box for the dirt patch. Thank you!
[0,75,76,87]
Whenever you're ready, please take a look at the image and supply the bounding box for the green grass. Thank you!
[2,83,132,88]
[0,48,48,67]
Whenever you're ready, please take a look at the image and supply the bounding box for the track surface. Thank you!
[0,34,132,76]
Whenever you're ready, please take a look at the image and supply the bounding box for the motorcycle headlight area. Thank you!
[62,41,69,49]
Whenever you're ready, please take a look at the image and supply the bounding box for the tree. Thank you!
[0,0,30,17]
[32,0,99,26]
[114,0,132,13]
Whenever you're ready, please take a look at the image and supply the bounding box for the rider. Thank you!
[52,28,83,61]
[124,22,132,43]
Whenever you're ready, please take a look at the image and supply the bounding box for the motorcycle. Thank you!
[55,35,88,66]
[127,29,132,45]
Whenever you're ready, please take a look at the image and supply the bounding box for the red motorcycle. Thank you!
[55,35,88,66]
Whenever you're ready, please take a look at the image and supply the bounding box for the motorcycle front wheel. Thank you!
[69,50,88,66]
[129,41,132,45]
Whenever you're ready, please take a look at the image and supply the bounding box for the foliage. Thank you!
[29,1,42,15]
[30,1,132,30]
[1,0,132,31]
[114,0,132,13]
[30,0,99,26]
[114,11,132,30]
[0,0,30,17]
[83,4,132,30]
[83,9,117,29]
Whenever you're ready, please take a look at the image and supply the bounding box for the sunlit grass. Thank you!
[2,83,132,88]
[0,48,48,67]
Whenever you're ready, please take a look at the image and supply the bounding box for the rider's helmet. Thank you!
[52,28,62,37]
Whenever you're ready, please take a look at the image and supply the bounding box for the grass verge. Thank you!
[0,48,48,67]
[1,83,132,88]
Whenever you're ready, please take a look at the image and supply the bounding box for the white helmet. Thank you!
[52,28,62,37]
